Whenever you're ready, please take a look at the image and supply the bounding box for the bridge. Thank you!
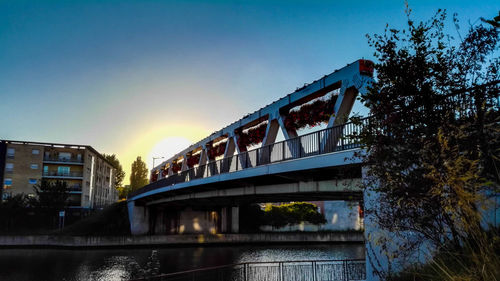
[127,59,374,235]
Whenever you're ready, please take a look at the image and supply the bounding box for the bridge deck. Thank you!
[129,119,368,202]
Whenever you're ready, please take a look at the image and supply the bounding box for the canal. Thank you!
[0,243,364,281]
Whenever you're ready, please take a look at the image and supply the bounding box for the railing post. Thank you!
[268,145,272,163]
[343,260,348,281]
[244,263,248,281]
[317,131,321,155]
[279,262,283,281]
[282,141,285,161]
[236,154,239,171]
[298,138,302,158]
[312,261,317,281]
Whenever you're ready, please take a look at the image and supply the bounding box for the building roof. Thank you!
[0,139,115,167]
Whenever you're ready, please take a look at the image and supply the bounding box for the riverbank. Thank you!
[0,232,364,248]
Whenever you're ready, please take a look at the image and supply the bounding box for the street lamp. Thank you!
[152,156,165,169]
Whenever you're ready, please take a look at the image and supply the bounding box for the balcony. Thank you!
[43,157,84,165]
[68,184,82,192]
[42,171,83,179]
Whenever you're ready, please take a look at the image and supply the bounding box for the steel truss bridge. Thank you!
[129,59,373,200]
[127,59,374,235]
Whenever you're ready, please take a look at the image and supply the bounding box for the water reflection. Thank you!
[0,243,364,281]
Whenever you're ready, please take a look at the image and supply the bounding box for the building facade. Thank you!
[0,140,118,209]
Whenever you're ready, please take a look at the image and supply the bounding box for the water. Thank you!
[0,243,364,281]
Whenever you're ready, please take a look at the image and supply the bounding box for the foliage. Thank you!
[284,94,337,131]
[103,153,125,188]
[207,141,227,159]
[358,7,499,279]
[61,201,131,235]
[117,185,132,200]
[129,156,149,192]
[1,193,30,209]
[187,153,201,167]
[263,202,326,228]
[389,228,500,281]
[481,11,500,28]
[171,161,182,173]
[237,122,268,148]
[33,180,70,209]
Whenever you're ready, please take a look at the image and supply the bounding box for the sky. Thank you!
[1,0,498,185]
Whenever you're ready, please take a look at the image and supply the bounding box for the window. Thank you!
[57,166,70,175]
[4,178,12,187]
[58,152,71,161]
[30,164,38,169]
[32,149,40,155]
[43,166,48,173]
[5,163,13,173]
[29,179,37,184]
[6,148,14,158]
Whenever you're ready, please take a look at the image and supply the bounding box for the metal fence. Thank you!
[129,118,369,199]
[131,259,366,281]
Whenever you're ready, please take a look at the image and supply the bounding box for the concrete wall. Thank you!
[0,232,364,247]
[177,207,219,234]
[149,206,239,235]
[128,201,150,235]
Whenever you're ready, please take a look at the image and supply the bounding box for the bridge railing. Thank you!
[130,259,366,281]
[129,118,369,199]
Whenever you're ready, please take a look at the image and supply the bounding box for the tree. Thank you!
[102,153,125,188]
[33,180,70,209]
[129,156,149,192]
[358,8,499,279]
[263,202,326,228]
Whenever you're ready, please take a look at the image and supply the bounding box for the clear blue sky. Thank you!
[1,0,497,182]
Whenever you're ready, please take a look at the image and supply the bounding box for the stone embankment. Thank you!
[0,232,364,248]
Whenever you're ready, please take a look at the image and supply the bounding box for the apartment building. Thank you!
[0,140,118,209]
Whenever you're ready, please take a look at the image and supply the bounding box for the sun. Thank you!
[147,136,193,169]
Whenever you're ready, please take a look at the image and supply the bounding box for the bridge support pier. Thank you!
[231,206,239,233]
[127,201,150,235]
[221,206,239,233]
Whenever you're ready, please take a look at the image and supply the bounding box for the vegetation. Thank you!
[33,179,69,209]
[61,201,131,236]
[103,153,127,199]
[390,228,500,281]
[263,202,326,228]
[0,192,77,234]
[356,7,499,280]
[239,202,326,231]
[129,156,149,193]
[103,153,125,188]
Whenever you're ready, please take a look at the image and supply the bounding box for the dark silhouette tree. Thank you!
[102,153,125,188]
[129,156,149,192]
[357,7,499,279]
[33,180,69,209]
[263,202,326,228]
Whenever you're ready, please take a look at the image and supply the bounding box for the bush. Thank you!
[263,202,326,228]
[60,201,131,236]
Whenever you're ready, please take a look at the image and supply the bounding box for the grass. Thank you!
[389,228,500,281]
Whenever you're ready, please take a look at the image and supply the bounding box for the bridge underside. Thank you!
[129,164,363,235]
